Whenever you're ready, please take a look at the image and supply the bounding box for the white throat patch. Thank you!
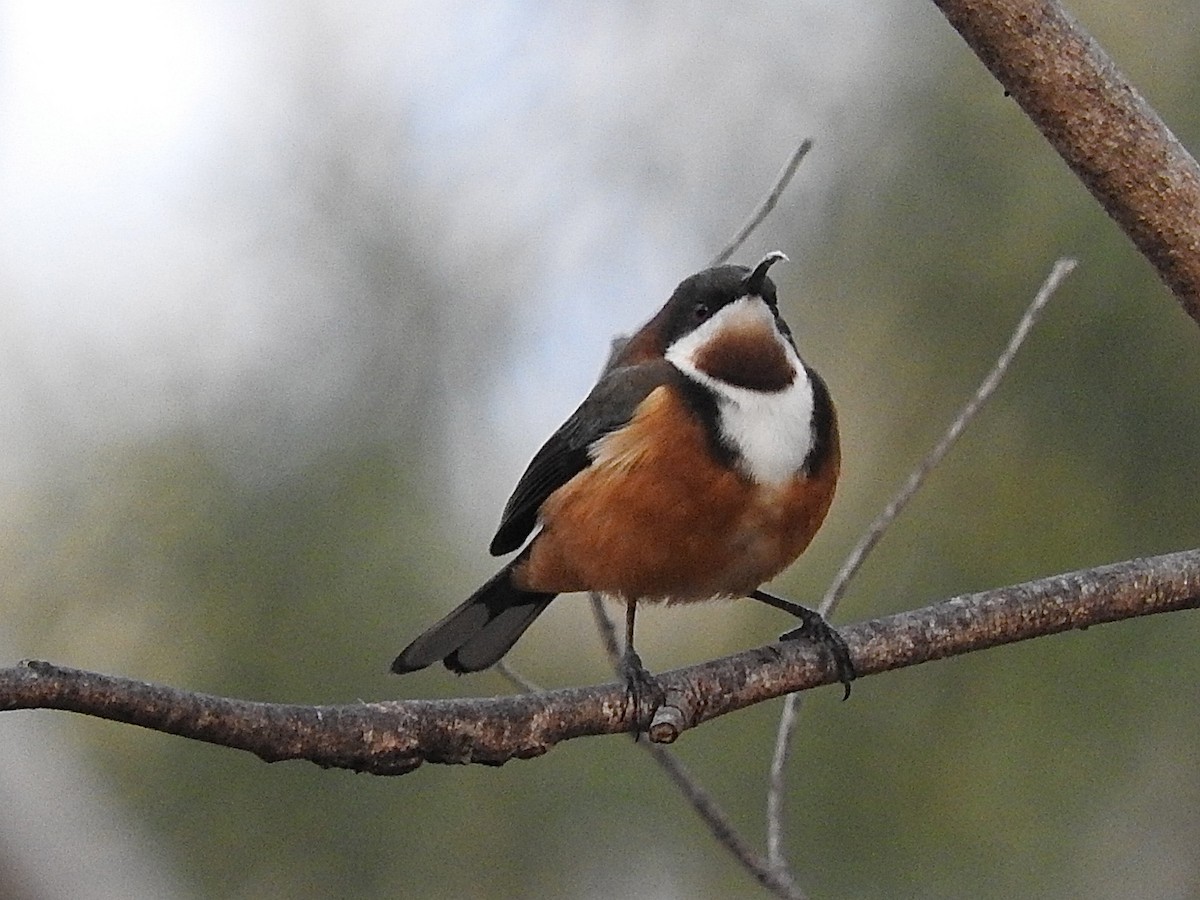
[664,296,815,486]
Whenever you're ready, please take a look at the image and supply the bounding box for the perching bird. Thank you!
[392,252,854,703]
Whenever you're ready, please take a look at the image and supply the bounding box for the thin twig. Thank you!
[588,592,622,662]
[821,256,1077,617]
[765,257,1078,874]
[709,140,813,267]
[765,687,804,873]
[643,741,806,900]
[588,592,803,898]
[491,650,748,881]
[493,661,543,694]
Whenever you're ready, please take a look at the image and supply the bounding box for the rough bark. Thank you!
[933,0,1200,326]
[2,550,1196,774]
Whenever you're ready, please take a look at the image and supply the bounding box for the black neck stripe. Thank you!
[669,369,739,470]
[804,364,835,476]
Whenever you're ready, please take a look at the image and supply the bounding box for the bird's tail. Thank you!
[391,558,556,675]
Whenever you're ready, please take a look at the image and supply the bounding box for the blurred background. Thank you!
[1,1,1198,897]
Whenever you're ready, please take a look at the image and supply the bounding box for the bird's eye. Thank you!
[693,301,710,323]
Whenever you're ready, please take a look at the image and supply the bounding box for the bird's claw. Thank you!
[779,609,856,700]
[619,646,664,731]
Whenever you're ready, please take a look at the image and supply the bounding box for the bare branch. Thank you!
[586,593,803,898]
[588,592,622,662]
[709,140,813,267]
[642,741,806,900]
[766,686,804,874]
[931,0,1200,326]
[493,661,543,694]
[820,257,1077,619]
[2,549,1196,774]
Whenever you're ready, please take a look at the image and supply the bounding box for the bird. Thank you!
[391,251,855,708]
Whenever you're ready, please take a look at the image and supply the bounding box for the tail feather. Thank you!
[391,561,556,675]
[445,596,555,673]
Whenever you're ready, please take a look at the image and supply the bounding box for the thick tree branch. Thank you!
[931,0,1200,326]
[2,549,1196,774]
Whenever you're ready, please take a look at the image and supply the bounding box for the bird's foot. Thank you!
[779,607,857,700]
[619,646,663,732]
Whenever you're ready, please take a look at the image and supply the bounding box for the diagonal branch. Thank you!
[931,0,1200,326]
[817,258,1076,618]
[587,593,805,898]
[2,549,1197,774]
[709,140,813,267]
[643,741,805,900]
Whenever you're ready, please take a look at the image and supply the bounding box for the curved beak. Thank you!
[742,251,789,296]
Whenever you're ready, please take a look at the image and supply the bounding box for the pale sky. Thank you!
[0,1,916,527]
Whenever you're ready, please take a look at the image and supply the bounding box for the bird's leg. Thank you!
[750,589,856,699]
[619,599,662,728]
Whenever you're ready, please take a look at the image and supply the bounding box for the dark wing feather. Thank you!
[488,360,674,555]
